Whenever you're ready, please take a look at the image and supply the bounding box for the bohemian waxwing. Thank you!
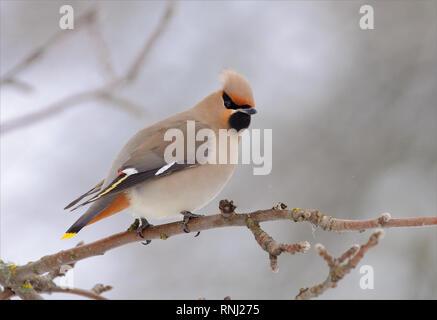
[62,70,257,239]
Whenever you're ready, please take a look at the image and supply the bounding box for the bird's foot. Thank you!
[130,218,153,245]
[180,210,203,237]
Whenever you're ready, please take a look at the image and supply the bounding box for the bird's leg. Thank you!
[129,218,153,245]
[180,210,203,237]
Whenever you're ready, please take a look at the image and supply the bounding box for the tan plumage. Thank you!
[62,70,256,239]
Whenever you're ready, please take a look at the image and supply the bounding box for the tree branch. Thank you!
[247,216,310,272]
[119,1,176,86]
[48,286,110,300]
[296,230,384,300]
[0,203,435,299]
[0,1,176,135]
[0,5,99,90]
[0,288,14,300]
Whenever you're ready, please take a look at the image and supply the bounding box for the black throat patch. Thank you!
[229,111,251,131]
[223,91,253,131]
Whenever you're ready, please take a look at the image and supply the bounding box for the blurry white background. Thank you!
[1,0,436,299]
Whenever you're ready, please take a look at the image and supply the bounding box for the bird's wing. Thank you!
[64,180,104,210]
[69,157,196,211]
[66,119,209,211]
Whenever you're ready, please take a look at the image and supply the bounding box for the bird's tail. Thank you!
[61,193,130,239]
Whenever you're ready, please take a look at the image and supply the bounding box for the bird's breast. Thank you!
[127,163,237,219]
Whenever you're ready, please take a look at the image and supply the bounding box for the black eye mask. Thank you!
[222,92,252,110]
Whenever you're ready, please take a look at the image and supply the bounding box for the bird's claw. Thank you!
[180,210,202,237]
[135,218,153,245]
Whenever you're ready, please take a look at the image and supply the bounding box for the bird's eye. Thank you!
[222,91,252,110]
[222,92,234,109]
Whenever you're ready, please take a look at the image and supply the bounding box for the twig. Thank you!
[120,1,176,86]
[0,91,95,134]
[0,89,146,134]
[91,283,113,295]
[97,91,145,116]
[0,1,176,135]
[85,4,117,80]
[0,6,99,90]
[247,217,310,272]
[296,230,384,300]
[49,286,109,300]
[0,78,33,92]
[13,285,44,300]
[31,271,112,300]
[0,253,111,300]
[0,288,14,300]
[199,296,232,300]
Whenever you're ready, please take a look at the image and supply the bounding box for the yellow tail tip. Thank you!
[60,233,77,240]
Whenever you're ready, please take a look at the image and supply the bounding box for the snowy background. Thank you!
[1,0,436,299]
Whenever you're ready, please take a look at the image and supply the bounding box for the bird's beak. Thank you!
[239,108,257,115]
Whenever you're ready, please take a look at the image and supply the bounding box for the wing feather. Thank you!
[64,180,104,210]
[65,119,209,211]
[69,162,196,210]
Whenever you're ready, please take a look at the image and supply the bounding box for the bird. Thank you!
[61,70,257,240]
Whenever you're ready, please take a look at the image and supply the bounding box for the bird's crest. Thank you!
[220,70,255,107]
